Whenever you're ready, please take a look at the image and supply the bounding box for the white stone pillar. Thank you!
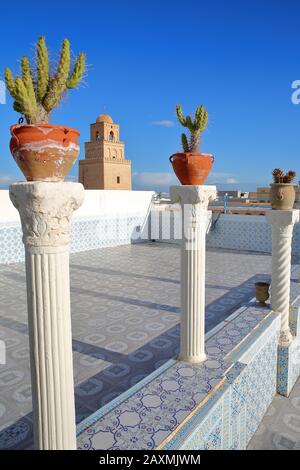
[266,210,299,346]
[170,185,217,363]
[9,182,84,450]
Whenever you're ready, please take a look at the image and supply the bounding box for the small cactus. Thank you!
[272,168,284,183]
[283,170,296,183]
[4,36,86,124]
[272,168,296,184]
[176,104,208,153]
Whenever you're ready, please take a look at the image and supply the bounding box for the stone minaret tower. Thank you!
[79,114,132,190]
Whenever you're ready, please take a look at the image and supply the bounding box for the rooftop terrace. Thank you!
[0,242,273,449]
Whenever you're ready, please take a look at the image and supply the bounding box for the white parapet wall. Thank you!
[2,190,300,265]
[0,190,19,222]
[149,210,300,257]
[0,189,154,264]
[0,189,154,221]
[75,189,155,218]
[207,213,300,255]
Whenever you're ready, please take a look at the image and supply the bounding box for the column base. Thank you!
[279,329,293,347]
[177,353,207,364]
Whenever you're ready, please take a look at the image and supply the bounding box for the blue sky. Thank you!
[0,0,300,191]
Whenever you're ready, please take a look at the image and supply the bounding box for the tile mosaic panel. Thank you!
[229,328,279,447]
[277,293,300,397]
[0,223,23,265]
[0,214,148,264]
[207,215,300,256]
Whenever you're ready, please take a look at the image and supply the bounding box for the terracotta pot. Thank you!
[10,124,80,182]
[255,282,270,307]
[169,152,214,185]
[270,183,296,210]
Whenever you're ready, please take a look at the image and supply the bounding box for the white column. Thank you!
[266,210,299,346]
[9,182,84,450]
[170,185,217,363]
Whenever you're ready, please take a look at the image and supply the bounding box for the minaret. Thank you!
[79,114,132,190]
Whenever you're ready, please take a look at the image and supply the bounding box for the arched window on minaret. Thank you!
[109,131,114,141]
[96,131,100,141]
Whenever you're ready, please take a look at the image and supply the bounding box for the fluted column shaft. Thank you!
[266,210,299,346]
[170,185,217,363]
[9,182,84,450]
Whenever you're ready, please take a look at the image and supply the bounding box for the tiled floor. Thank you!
[0,243,273,449]
[248,378,300,450]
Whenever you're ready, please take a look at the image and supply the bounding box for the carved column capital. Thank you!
[170,185,217,207]
[266,210,300,237]
[9,182,84,250]
[170,185,217,231]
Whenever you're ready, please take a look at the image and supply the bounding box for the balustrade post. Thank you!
[170,185,217,363]
[266,210,299,345]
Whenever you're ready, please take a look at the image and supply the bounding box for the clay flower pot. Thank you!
[10,124,80,182]
[270,183,296,210]
[169,152,214,185]
[255,282,270,307]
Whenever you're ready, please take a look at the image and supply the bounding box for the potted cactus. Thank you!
[5,37,86,182]
[169,104,214,185]
[270,169,296,210]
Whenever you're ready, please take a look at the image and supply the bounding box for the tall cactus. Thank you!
[36,36,49,102]
[67,53,86,89]
[4,36,86,124]
[176,104,208,153]
[43,38,71,113]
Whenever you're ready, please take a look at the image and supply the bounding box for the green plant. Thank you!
[272,168,296,184]
[4,37,86,124]
[176,104,208,153]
